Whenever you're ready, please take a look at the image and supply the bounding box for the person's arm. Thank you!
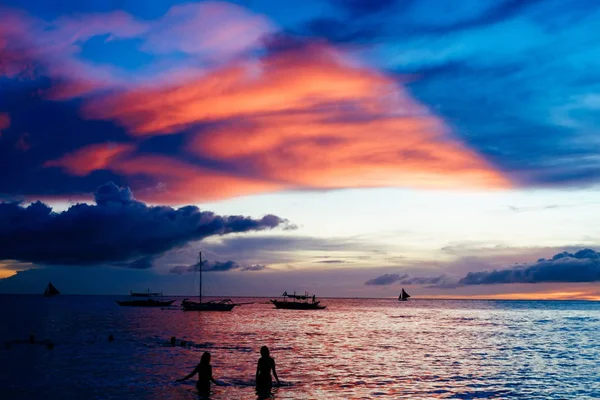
[176,366,198,382]
[272,359,280,385]
[255,360,260,383]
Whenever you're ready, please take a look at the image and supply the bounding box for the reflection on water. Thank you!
[1,296,600,399]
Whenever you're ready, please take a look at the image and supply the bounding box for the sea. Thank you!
[1,295,599,399]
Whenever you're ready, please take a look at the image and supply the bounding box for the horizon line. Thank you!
[1,293,598,301]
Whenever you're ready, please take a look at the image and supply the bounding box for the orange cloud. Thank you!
[109,155,283,204]
[194,113,507,189]
[45,143,134,176]
[83,44,508,192]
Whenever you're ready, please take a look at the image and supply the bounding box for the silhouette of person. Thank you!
[176,352,220,397]
[256,346,280,397]
[312,294,316,303]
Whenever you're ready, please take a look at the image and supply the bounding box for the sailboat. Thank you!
[44,282,60,297]
[399,288,410,301]
[181,251,237,312]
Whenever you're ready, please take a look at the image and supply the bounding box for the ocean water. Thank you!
[1,296,600,399]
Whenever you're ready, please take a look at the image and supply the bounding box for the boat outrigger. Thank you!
[44,282,60,297]
[399,288,410,302]
[271,291,326,310]
[116,289,175,307]
[181,251,237,312]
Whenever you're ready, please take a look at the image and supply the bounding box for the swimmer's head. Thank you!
[260,346,270,358]
[200,351,211,365]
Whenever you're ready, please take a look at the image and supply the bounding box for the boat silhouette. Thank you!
[43,282,60,297]
[116,289,175,307]
[181,251,237,312]
[399,288,410,301]
[270,291,326,310]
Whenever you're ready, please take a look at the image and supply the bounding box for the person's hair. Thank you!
[260,346,270,358]
[200,352,211,365]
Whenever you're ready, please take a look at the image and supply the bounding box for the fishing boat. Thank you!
[399,288,410,301]
[181,251,237,312]
[116,289,175,307]
[270,291,326,310]
[43,282,60,297]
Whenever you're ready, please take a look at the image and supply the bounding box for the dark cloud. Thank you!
[0,73,157,201]
[241,264,266,271]
[0,182,289,266]
[458,249,600,285]
[365,273,451,286]
[316,259,348,264]
[365,273,407,285]
[169,260,266,274]
[116,256,155,270]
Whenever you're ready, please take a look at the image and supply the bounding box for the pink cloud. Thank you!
[0,3,273,99]
[44,143,135,176]
[143,2,274,61]
[4,4,509,201]
[81,44,509,194]
[108,155,284,204]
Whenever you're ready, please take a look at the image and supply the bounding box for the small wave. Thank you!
[224,378,294,388]
[565,316,600,322]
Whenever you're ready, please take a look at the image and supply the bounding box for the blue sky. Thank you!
[1,0,600,298]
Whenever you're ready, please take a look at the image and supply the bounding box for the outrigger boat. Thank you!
[181,251,237,312]
[399,288,411,302]
[270,291,326,310]
[116,289,175,307]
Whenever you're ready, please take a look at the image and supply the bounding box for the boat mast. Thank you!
[199,251,202,304]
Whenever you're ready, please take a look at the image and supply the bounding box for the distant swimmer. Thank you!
[176,352,220,397]
[256,346,280,397]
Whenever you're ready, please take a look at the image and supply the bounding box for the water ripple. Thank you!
[1,296,600,399]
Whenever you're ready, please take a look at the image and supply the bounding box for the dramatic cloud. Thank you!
[365,273,451,286]
[104,155,284,204]
[44,143,135,176]
[458,249,600,285]
[0,182,289,266]
[3,0,600,204]
[0,2,511,203]
[365,273,406,285]
[0,3,271,88]
[80,43,507,195]
[169,259,266,274]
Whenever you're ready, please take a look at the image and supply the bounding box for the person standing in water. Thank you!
[176,352,220,396]
[256,346,280,396]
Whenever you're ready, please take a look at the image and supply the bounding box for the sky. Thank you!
[1,0,600,299]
